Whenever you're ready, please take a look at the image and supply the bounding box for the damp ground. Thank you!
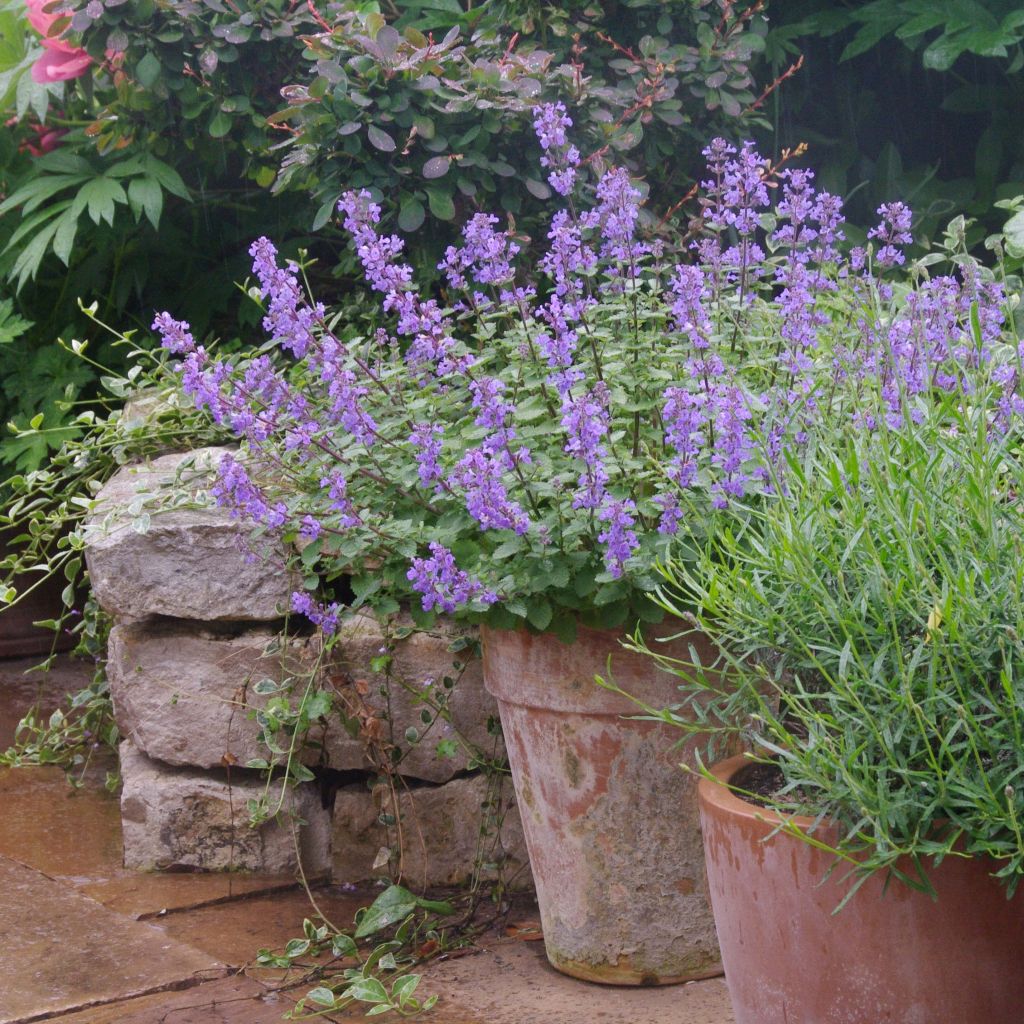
[0,654,734,1024]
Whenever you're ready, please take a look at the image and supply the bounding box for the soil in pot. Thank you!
[699,754,1024,1024]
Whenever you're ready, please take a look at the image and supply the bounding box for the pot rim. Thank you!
[699,754,821,832]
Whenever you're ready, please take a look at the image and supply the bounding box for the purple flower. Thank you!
[409,422,444,488]
[662,386,707,490]
[249,237,324,357]
[211,453,288,530]
[668,265,712,350]
[152,312,195,355]
[291,591,341,635]
[869,202,913,268]
[592,167,646,270]
[470,376,517,453]
[319,471,361,529]
[406,542,497,613]
[452,448,530,534]
[561,384,610,510]
[533,102,580,196]
[439,213,520,291]
[597,498,639,578]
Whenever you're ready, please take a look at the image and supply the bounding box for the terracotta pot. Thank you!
[0,528,76,659]
[699,755,1024,1024]
[481,622,722,985]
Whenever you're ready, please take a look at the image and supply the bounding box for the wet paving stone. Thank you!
[0,856,223,1024]
[41,976,294,1024]
[0,655,736,1024]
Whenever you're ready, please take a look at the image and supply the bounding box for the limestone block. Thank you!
[107,615,501,783]
[323,614,504,783]
[119,742,331,874]
[84,448,295,622]
[332,774,532,891]
[108,620,318,770]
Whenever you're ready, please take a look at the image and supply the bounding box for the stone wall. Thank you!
[84,447,531,890]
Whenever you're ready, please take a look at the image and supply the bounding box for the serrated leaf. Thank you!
[79,177,128,227]
[51,210,77,265]
[127,176,163,229]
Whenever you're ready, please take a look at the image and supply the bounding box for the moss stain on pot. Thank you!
[482,622,724,986]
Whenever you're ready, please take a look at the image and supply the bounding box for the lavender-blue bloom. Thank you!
[409,422,444,489]
[152,312,196,355]
[597,498,639,578]
[406,542,497,613]
[453,448,530,534]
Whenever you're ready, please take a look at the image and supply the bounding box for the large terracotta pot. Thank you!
[0,528,76,659]
[481,622,722,985]
[699,755,1024,1024]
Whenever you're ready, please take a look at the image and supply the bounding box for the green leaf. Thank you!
[425,186,455,220]
[526,598,553,632]
[354,885,417,938]
[346,977,389,1004]
[422,155,450,179]
[51,210,77,265]
[1003,210,1024,258]
[367,124,396,152]
[332,933,358,958]
[127,176,164,229]
[79,177,128,227]
[306,986,336,1007]
[209,111,232,138]
[398,196,426,232]
[141,156,190,200]
[136,51,161,89]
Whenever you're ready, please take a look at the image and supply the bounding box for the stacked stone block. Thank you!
[84,446,530,888]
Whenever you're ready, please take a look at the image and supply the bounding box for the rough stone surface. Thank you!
[332,773,532,891]
[119,742,331,875]
[322,613,504,783]
[84,448,295,622]
[108,620,318,770]
[108,614,501,783]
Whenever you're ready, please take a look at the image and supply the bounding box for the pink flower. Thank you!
[25,0,93,83]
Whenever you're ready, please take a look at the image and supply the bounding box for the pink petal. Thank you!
[31,46,92,83]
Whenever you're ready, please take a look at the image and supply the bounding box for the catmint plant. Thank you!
[153,103,1019,643]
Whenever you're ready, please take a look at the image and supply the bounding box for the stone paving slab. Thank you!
[0,856,223,1024]
[156,885,367,968]
[41,976,295,1024]
[407,940,735,1024]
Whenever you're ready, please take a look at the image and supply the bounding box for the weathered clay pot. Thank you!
[481,622,722,985]
[0,528,76,659]
[700,754,1024,1024]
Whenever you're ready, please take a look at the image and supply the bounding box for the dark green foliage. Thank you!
[0,0,770,473]
[766,1,1024,247]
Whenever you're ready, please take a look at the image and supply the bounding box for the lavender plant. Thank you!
[152,103,1010,643]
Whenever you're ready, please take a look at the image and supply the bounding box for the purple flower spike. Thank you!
[597,498,639,578]
[407,542,497,613]
[869,202,913,268]
[152,312,196,355]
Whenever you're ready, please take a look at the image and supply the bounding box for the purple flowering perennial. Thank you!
[407,543,498,613]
